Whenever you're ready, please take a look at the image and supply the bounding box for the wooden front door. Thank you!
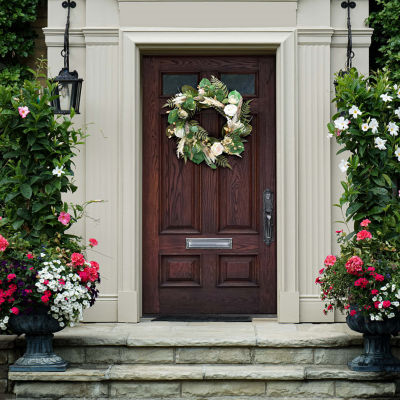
[142,55,276,315]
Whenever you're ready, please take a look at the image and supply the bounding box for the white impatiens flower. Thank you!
[395,108,400,119]
[380,93,393,102]
[349,105,362,119]
[395,147,400,161]
[338,159,349,173]
[397,87,400,98]
[210,142,224,157]
[375,137,387,150]
[334,116,350,131]
[388,122,399,136]
[369,118,379,133]
[224,104,238,117]
[52,166,65,177]
[361,122,369,132]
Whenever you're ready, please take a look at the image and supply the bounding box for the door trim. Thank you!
[118,28,299,322]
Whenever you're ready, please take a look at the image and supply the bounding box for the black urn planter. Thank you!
[9,307,67,372]
[346,308,400,372]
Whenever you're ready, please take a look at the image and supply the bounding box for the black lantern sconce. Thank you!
[51,0,83,114]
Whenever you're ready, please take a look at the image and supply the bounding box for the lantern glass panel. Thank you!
[58,82,73,113]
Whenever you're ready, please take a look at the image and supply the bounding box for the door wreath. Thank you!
[164,76,252,169]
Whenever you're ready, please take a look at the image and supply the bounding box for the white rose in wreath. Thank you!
[211,142,224,157]
[175,127,185,138]
[224,104,238,117]
[178,109,189,119]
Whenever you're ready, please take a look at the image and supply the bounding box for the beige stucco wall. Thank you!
[45,0,372,323]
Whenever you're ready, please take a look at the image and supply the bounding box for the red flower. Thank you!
[58,279,66,286]
[324,255,336,266]
[367,266,375,272]
[375,274,385,282]
[315,277,321,284]
[41,295,49,303]
[335,230,343,234]
[43,280,49,285]
[7,274,16,281]
[29,267,34,271]
[90,261,99,271]
[89,238,98,247]
[371,289,379,295]
[0,235,9,252]
[349,310,357,316]
[10,307,19,315]
[71,253,85,266]
[383,300,391,308]
[356,230,372,241]
[344,304,350,309]
[354,278,369,288]
[374,301,381,309]
[360,219,371,227]
[327,304,333,310]
[345,256,364,275]
[26,253,34,259]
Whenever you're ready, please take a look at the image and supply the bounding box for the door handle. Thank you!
[263,189,274,245]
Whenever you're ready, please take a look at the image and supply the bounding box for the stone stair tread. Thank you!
[8,364,397,382]
[49,321,364,347]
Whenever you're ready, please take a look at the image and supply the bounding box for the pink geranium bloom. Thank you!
[7,274,16,281]
[0,235,9,252]
[10,307,19,315]
[335,230,343,234]
[374,274,385,282]
[89,238,98,247]
[360,219,371,227]
[356,230,372,241]
[90,261,99,271]
[26,253,34,259]
[345,256,364,275]
[367,266,375,272]
[58,211,71,226]
[349,309,357,316]
[354,278,369,288]
[383,300,391,308]
[71,253,85,266]
[324,255,336,266]
[18,106,30,118]
[371,289,379,295]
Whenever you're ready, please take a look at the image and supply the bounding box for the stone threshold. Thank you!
[9,364,397,382]
[46,321,366,347]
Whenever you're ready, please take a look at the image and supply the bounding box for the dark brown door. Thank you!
[142,55,276,315]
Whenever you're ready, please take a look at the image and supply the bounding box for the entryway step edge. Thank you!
[8,364,399,382]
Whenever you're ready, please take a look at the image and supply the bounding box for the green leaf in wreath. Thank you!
[181,85,197,96]
[20,183,32,199]
[184,97,196,111]
[199,78,211,88]
[168,109,179,124]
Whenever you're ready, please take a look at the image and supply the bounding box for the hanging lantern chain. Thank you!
[61,1,76,71]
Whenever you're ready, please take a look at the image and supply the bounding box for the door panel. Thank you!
[142,55,276,315]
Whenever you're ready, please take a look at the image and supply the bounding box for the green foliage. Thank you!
[330,68,400,243]
[368,0,400,81]
[0,65,32,88]
[0,73,86,248]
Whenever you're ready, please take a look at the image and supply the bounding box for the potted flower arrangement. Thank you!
[0,70,100,371]
[317,69,400,372]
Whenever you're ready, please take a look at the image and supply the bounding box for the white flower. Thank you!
[338,159,349,173]
[370,314,375,321]
[173,93,186,105]
[349,105,362,119]
[375,137,387,150]
[178,109,188,119]
[388,122,399,136]
[395,108,400,119]
[361,123,369,132]
[198,88,205,96]
[397,87,400,98]
[388,313,396,319]
[395,147,400,161]
[369,118,379,133]
[175,127,185,138]
[210,142,224,157]
[380,93,393,102]
[334,116,350,131]
[393,301,400,307]
[228,95,239,105]
[52,166,65,177]
[224,104,238,117]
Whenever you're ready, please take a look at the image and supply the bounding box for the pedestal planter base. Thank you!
[10,334,67,372]
[348,333,400,372]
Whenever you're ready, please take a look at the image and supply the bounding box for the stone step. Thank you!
[9,364,399,399]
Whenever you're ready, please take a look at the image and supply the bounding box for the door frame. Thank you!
[118,28,299,323]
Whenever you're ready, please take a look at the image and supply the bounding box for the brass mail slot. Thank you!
[186,238,233,249]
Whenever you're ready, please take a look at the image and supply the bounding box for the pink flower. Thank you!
[374,301,381,309]
[371,289,379,295]
[360,219,371,227]
[89,238,98,247]
[335,230,343,234]
[26,253,34,259]
[319,268,324,274]
[367,266,375,272]
[324,255,337,266]
[375,274,385,282]
[350,309,357,316]
[41,295,50,304]
[0,235,9,252]
[71,253,85,266]
[356,230,372,241]
[18,106,30,118]
[10,307,19,315]
[7,274,16,281]
[327,304,333,310]
[315,277,321,284]
[90,261,99,271]
[58,211,71,226]
[383,300,391,308]
[345,256,364,275]
[344,304,350,310]
[58,279,66,286]
[354,278,369,288]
